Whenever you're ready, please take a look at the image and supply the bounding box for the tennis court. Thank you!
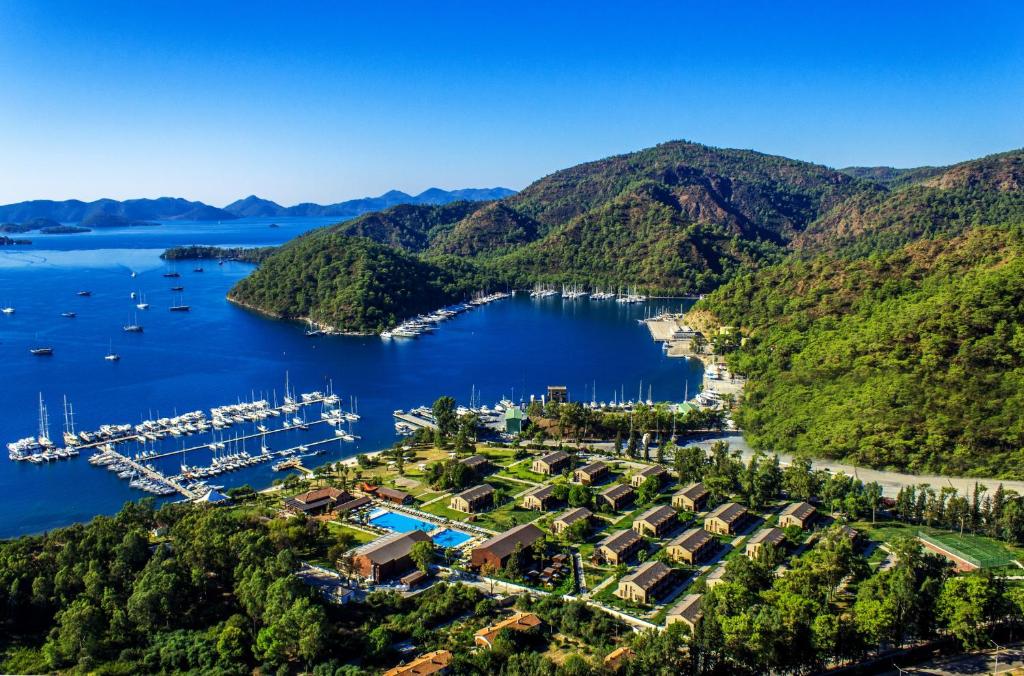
[918,530,1015,569]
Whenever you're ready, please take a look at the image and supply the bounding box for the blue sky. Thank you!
[0,1,1021,206]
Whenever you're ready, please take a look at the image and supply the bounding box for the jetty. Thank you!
[393,410,438,431]
[107,450,200,500]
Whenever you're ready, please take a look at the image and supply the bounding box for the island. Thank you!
[39,225,91,234]
[160,244,276,263]
[0,235,31,245]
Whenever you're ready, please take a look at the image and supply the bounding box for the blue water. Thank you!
[432,529,472,548]
[368,509,437,534]
[0,218,700,537]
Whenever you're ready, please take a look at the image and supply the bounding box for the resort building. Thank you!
[352,530,431,583]
[522,484,557,511]
[471,523,545,570]
[532,450,571,475]
[595,529,642,565]
[705,565,726,589]
[598,483,635,511]
[704,502,748,535]
[375,486,411,505]
[459,454,491,475]
[666,527,718,564]
[746,527,786,559]
[779,501,817,529]
[632,504,678,538]
[672,482,709,512]
[474,612,543,649]
[552,507,592,535]
[284,487,353,515]
[547,385,568,403]
[449,484,495,513]
[615,560,674,604]
[336,495,373,514]
[383,650,453,676]
[630,464,668,488]
[666,594,703,632]
[603,647,636,672]
[574,460,609,485]
[504,406,525,435]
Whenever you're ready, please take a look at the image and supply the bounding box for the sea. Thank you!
[0,217,700,537]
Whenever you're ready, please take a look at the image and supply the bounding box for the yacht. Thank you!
[77,290,92,297]
[61,311,76,318]
[193,267,204,272]
[2,306,14,314]
[170,285,184,292]
[169,304,190,312]
[122,322,143,333]
[30,347,54,356]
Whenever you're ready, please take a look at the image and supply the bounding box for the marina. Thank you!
[0,225,698,536]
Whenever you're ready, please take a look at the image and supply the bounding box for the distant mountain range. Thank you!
[221,187,516,219]
[0,188,516,225]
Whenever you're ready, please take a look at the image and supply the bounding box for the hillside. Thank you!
[232,140,878,329]
[800,151,1024,255]
[228,234,491,333]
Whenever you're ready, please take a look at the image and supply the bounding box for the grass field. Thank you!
[919,529,1015,567]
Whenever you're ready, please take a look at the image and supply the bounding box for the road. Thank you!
[688,434,1024,498]
[889,643,1024,674]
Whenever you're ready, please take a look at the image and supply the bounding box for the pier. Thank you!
[107,450,200,500]
[393,411,437,430]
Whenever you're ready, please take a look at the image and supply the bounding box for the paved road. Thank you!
[889,643,1024,674]
[689,434,1024,498]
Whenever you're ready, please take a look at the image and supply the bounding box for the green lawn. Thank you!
[496,460,548,483]
[476,505,540,532]
[326,522,377,545]
[420,500,471,522]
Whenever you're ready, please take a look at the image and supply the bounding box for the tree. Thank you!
[937,574,1004,648]
[637,476,660,505]
[410,540,435,574]
[782,456,818,501]
[568,484,592,508]
[432,396,458,438]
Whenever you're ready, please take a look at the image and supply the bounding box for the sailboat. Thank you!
[1,306,14,314]
[104,339,120,361]
[169,293,190,312]
[135,292,149,310]
[123,313,144,332]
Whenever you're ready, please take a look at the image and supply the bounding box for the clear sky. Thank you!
[1,1,1021,206]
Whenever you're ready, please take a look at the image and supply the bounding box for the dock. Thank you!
[393,411,437,430]
[107,450,200,500]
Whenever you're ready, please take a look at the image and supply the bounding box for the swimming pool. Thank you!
[368,509,436,534]
[432,529,472,548]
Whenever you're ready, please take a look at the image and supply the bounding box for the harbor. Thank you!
[7,378,363,501]
[380,291,511,339]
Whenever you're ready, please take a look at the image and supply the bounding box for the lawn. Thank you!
[476,505,541,532]
[496,460,547,483]
[420,500,471,522]
[326,522,377,545]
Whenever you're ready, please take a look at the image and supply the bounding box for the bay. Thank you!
[0,218,700,537]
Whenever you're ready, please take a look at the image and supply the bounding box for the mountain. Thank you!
[232,141,876,325]
[698,150,1024,477]
[798,150,1024,255]
[839,165,947,188]
[0,197,237,224]
[221,187,516,219]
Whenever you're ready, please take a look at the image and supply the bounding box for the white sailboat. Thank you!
[104,339,120,361]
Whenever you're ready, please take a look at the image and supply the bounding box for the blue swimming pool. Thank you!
[432,529,472,548]
[368,509,436,534]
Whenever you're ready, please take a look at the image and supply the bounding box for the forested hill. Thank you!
[698,152,1024,478]
[230,140,880,330]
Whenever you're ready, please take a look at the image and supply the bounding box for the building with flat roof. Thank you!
[666,527,717,564]
[532,450,571,475]
[779,501,817,529]
[471,523,545,570]
[552,507,592,535]
[615,560,673,604]
[522,484,557,511]
[598,483,635,511]
[474,612,543,649]
[666,593,703,632]
[353,530,431,583]
[746,527,786,559]
[632,505,678,538]
[704,502,748,535]
[574,460,609,485]
[595,529,642,565]
[672,482,709,512]
[504,407,525,435]
[449,484,495,513]
[547,386,568,403]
